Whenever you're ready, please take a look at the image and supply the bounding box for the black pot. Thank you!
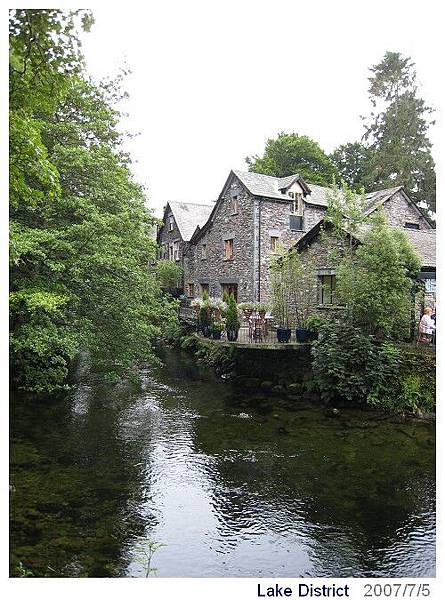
[202,325,211,338]
[277,327,291,343]
[212,330,222,340]
[227,329,239,342]
[295,327,310,343]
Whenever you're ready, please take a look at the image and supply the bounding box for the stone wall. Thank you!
[183,178,256,302]
[157,206,188,276]
[259,201,326,302]
[381,190,431,229]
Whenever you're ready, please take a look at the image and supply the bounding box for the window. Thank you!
[169,244,174,260]
[289,215,303,230]
[292,193,303,215]
[201,244,207,259]
[201,283,209,296]
[231,195,239,214]
[425,279,436,293]
[405,222,420,230]
[222,283,238,302]
[224,238,234,260]
[173,241,179,261]
[188,283,195,298]
[270,236,279,252]
[168,216,174,231]
[319,274,337,305]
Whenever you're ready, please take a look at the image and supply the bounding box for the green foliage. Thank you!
[225,294,240,331]
[154,260,183,289]
[270,246,310,327]
[325,181,369,256]
[330,52,436,213]
[312,321,401,405]
[134,540,166,577]
[363,52,436,211]
[330,142,372,191]
[16,562,34,577]
[335,218,421,338]
[199,305,211,327]
[368,346,435,414]
[303,315,326,332]
[10,10,178,392]
[246,131,338,186]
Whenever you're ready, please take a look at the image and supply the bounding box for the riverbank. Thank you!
[168,326,436,417]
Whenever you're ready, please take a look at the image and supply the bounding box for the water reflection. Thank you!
[10,349,435,577]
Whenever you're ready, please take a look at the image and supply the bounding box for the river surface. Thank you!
[10,348,435,577]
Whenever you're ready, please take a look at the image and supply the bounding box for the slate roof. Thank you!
[167,201,213,241]
[402,228,436,268]
[296,220,436,269]
[230,172,429,226]
[358,225,436,268]
[232,170,326,205]
[364,186,404,213]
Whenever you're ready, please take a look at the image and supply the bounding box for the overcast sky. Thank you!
[79,0,441,217]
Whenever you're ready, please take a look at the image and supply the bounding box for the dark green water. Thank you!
[10,349,435,577]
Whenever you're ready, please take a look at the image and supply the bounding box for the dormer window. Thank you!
[168,216,174,231]
[291,193,303,216]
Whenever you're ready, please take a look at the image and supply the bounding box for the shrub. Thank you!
[225,294,240,331]
[311,320,400,405]
[154,260,183,289]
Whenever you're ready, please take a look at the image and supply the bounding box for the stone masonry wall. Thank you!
[183,178,256,302]
[259,201,326,302]
[157,207,187,285]
[381,191,431,229]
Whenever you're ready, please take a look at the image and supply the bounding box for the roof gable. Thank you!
[164,201,213,241]
[295,219,436,268]
[232,170,321,204]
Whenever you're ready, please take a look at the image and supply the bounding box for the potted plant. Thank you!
[270,248,300,343]
[209,297,227,321]
[238,302,254,319]
[225,294,240,341]
[211,321,224,340]
[255,303,268,319]
[302,315,325,342]
[199,304,212,337]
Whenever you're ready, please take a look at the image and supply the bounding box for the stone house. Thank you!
[293,219,436,320]
[157,200,213,290]
[157,170,434,304]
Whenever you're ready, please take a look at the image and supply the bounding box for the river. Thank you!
[10,348,435,577]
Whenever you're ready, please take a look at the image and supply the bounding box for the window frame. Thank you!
[270,236,279,253]
[319,274,337,306]
[231,195,239,215]
[224,238,234,261]
[404,222,420,230]
[425,278,436,294]
[168,215,174,232]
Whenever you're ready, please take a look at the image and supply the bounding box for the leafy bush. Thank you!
[336,219,421,339]
[311,320,400,405]
[154,260,183,289]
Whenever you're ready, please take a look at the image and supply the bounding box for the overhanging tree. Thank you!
[10,9,177,392]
